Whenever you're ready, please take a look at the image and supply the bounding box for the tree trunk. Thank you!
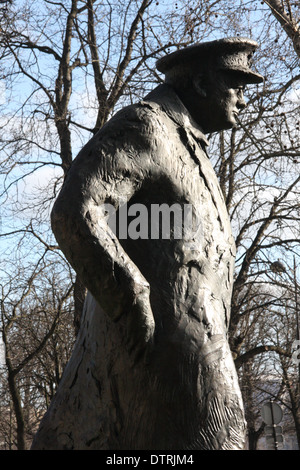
[7,370,25,450]
[248,426,263,450]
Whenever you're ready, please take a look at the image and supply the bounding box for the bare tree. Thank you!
[0,259,74,449]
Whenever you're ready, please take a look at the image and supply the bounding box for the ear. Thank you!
[193,73,207,98]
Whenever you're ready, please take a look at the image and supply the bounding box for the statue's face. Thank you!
[212,71,247,130]
[193,70,248,133]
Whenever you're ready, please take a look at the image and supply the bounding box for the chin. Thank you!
[200,116,237,133]
[209,121,235,133]
[223,117,237,130]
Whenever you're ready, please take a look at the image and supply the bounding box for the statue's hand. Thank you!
[125,288,155,364]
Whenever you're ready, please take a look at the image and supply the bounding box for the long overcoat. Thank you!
[31,84,246,450]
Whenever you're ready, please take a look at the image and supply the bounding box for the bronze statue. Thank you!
[31,37,263,450]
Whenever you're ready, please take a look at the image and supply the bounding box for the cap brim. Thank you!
[220,67,264,84]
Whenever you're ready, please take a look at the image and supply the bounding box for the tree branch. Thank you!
[263,0,300,58]
[235,344,291,368]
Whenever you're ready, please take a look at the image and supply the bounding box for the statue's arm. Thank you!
[51,119,155,358]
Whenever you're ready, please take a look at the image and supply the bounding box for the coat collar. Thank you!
[143,84,210,149]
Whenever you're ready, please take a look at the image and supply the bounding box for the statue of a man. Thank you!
[32,37,263,450]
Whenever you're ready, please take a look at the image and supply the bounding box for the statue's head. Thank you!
[156,38,264,133]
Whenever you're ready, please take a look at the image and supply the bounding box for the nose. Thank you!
[237,91,247,110]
